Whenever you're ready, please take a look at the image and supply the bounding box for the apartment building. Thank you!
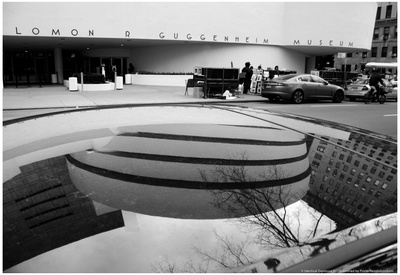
[335,2,398,74]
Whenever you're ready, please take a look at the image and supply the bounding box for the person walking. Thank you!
[241,62,253,94]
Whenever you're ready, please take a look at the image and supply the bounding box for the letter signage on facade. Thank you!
[12,26,354,48]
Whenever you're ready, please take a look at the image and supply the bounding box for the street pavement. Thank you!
[3,84,266,110]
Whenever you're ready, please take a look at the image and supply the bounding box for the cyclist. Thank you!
[368,69,385,101]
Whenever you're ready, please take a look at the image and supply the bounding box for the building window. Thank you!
[373,180,381,186]
[381,47,388,58]
[381,183,388,190]
[368,188,375,195]
[346,53,352,58]
[395,26,397,39]
[361,184,366,191]
[373,28,379,40]
[362,52,368,58]
[375,191,382,198]
[376,6,381,20]
[385,5,392,19]
[312,160,320,168]
[383,27,390,40]
[392,46,397,58]
[371,47,378,58]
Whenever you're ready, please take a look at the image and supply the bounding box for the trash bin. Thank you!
[116,76,123,90]
[193,81,204,98]
[51,73,58,84]
[125,74,132,85]
[69,77,78,91]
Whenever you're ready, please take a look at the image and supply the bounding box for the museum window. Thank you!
[385,5,392,19]
[381,47,388,58]
[366,176,372,183]
[381,183,387,190]
[373,179,381,186]
[371,47,378,57]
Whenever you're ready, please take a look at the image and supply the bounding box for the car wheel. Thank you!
[333,90,344,103]
[292,90,304,104]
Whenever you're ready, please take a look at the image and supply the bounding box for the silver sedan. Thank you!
[261,74,345,104]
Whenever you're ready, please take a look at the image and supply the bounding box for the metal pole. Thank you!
[81,72,84,92]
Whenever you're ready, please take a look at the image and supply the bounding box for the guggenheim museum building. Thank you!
[3,2,378,86]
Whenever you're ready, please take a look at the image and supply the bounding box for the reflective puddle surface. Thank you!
[3,105,397,272]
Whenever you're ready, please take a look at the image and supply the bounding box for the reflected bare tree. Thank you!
[152,160,334,272]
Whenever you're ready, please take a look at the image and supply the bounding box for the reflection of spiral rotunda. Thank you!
[68,123,311,219]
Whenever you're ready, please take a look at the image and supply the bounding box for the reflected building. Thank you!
[3,156,125,270]
[305,129,397,230]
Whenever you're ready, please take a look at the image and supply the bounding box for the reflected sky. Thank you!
[3,105,397,272]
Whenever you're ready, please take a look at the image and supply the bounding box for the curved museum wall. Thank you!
[3,2,377,73]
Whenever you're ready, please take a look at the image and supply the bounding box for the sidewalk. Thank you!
[3,84,266,110]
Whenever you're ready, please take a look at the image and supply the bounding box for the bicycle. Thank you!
[363,85,386,104]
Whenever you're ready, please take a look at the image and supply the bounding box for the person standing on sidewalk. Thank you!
[241,62,253,94]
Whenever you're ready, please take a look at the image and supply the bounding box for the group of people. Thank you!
[240,62,280,94]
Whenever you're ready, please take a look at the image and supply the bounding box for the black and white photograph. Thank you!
[2,1,397,273]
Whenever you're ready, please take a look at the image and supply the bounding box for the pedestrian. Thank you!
[241,62,253,94]
[128,63,134,74]
[270,65,280,80]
